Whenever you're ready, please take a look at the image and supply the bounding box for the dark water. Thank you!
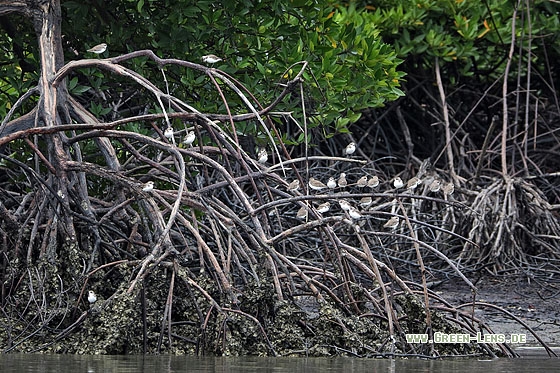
[0,353,558,373]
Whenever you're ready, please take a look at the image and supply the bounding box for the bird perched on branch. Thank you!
[442,182,454,196]
[348,207,362,220]
[86,43,107,54]
[356,175,367,188]
[287,179,300,192]
[308,177,327,191]
[383,216,400,229]
[296,206,308,219]
[359,196,372,208]
[406,177,421,190]
[88,290,97,304]
[142,181,154,192]
[429,179,442,193]
[338,199,351,211]
[316,201,331,213]
[201,54,223,64]
[367,176,379,188]
[164,127,174,140]
[393,176,404,189]
[344,142,356,156]
[183,130,196,146]
[337,173,347,188]
[257,148,268,164]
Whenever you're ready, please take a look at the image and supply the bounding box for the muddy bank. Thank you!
[434,274,559,349]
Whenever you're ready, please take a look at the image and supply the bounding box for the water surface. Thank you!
[0,353,558,373]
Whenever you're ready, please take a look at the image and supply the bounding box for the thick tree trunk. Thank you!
[1,0,78,254]
[37,0,78,252]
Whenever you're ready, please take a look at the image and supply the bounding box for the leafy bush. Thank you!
[363,0,560,82]
[58,0,404,142]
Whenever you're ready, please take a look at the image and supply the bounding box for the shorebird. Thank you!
[88,290,97,304]
[348,207,362,220]
[442,182,454,196]
[287,179,300,192]
[344,142,356,156]
[327,177,337,189]
[142,181,154,192]
[316,201,331,213]
[183,130,196,146]
[309,177,327,191]
[429,179,442,193]
[406,177,421,190]
[257,148,268,164]
[356,175,368,188]
[393,176,404,189]
[383,216,400,229]
[164,127,174,140]
[296,206,308,219]
[337,173,348,188]
[201,54,223,64]
[86,43,107,54]
[359,196,372,208]
[338,199,352,211]
[367,176,379,188]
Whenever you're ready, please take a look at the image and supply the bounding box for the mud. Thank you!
[434,274,559,350]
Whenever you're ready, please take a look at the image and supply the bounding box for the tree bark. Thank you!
[1,0,78,253]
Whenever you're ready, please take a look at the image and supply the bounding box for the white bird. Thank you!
[316,201,331,213]
[309,177,327,191]
[327,177,337,189]
[183,131,196,146]
[257,148,268,164]
[348,207,362,220]
[429,179,442,193]
[86,43,107,54]
[442,182,454,195]
[367,176,379,188]
[296,206,308,219]
[344,142,356,156]
[338,199,352,211]
[383,216,400,229]
[88,290,97,304]
[337,173,348,188]
[201,54,223,64]
[164,127,174,140]
[287,179,300,192]
[393,176,404,189]
[359,196,372,207]
[142,181,154,192]
[356,175,368,188]
[406,177,421,190]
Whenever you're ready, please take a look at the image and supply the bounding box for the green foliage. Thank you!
[2,0,559,136]
[88,101,111,117]
[0,14,38,118]
[56,0,404,142]
[306,3,405,133]
[67,76,90,95]
[363,0,560,81]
